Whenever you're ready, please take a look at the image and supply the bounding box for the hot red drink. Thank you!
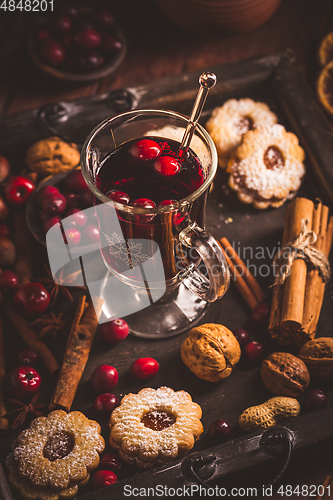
[94,136,206,285]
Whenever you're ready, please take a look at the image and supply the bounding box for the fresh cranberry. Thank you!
[41,39,66,66]
[60,5,80,20]
[36,185,60,205]
[80,190,93,208]
[64,193,81,209]
[41,193,66,217]
[90,470,117,490]
[132,198,156,209]
[100,319,129,344]
[100,452,122,472]
[14,283,50,317]
[129,139,161,160]
[154,156,180,176]
[61,34,74,48]
[159,199,176,207]
[64,228,81,246]
[0,224,10,238]
[245,341,264,362]
[65,208,87,227]
[64,170,88,193]
[304,389,327,411]
[208,419,231,441]
[53,14,72,34]
[35,26,50,42]
[93,393,119,413]
[130,357,159,380]
[6,365,41,399]
[91,365,118,393]
[94,9,115,28]
[79,51,105,71]
[75,27,101,49]
[82,224,99,243]
[17,348,38,366]
[43,216,62,234]
[4,176,35,206]
[233,328,250,347]
[250,303,270,327]
[107,190,131,205]
[101,34,122,55]
[0,270,19,292]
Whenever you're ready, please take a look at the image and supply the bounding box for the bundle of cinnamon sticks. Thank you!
[269,197,333,346]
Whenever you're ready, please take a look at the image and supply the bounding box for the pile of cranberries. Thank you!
[32,5,123,73]
[35,169,99,247]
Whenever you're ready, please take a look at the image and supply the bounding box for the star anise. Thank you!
[3,392,47,429]
[36,264,86,307]
[31,312,67,341]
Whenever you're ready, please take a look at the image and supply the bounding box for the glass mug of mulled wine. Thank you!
[81,109,229,338]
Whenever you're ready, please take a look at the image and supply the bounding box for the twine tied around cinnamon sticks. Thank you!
[273,218,331,287]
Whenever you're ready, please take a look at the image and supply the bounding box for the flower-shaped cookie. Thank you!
[10,410,104,491]
[109,387,203,468]
[227,124,305,209]
[206,98,278,168]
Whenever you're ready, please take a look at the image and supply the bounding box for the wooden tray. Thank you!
[1,50,333,499]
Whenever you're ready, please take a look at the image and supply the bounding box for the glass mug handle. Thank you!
[178,223,230,302]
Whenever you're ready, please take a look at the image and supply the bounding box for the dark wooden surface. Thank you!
[1,0,333,497]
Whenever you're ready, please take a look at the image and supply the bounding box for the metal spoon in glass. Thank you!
[178,71,217,157]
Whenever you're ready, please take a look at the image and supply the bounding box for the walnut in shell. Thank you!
[180,323,241,382]
[299,337,333,379]
[261,352,310,397]
[26,137,80,177]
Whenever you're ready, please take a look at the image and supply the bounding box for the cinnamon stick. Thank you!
[49,296,104,412]
[0,315,8,430]
[5,306,59,374]
[12,211,33,285]
[218,241,259,309]
[220,237,267,303]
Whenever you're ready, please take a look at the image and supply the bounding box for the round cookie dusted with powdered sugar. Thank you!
[7,410,105,499]
[109,386,203,468]
[227,124,305,210]
[206,98,278,168]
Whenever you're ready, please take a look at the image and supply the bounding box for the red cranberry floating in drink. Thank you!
[41,193,67,216]
[208,419,231,441]
[0,224,10,238]
[250,303,270,327]
[93,393,119,413]
[0,270,19,292]
[82,224,99,244]
[14,283,50,317]
[154,156,180,176]
[100,452,122,472]
[6,365,41,399]
[129,139,162,161]
[65,208,87,227]
[90,470,117,490]
[233,328,250,347]
[304,389,327,411]
[41,39,66,66]
[17,348,38,366]
[245,341,264,362]
[64,170,88,193]
[64,228,81,246]
[53,14,72,34]
[132,198,156,209]
[4,176,35,206]
[36,185,60,205]
[100,318,129,344]
[91,365,118,392]
[130,357,159,380]
[75,27,101,49]
[107,190,131,205]
[43,216,61,234]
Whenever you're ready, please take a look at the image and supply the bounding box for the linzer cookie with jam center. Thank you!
[6,410,105,500]
[109,387,203,468]
[205,98,278,168]
[227,124,305,209]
